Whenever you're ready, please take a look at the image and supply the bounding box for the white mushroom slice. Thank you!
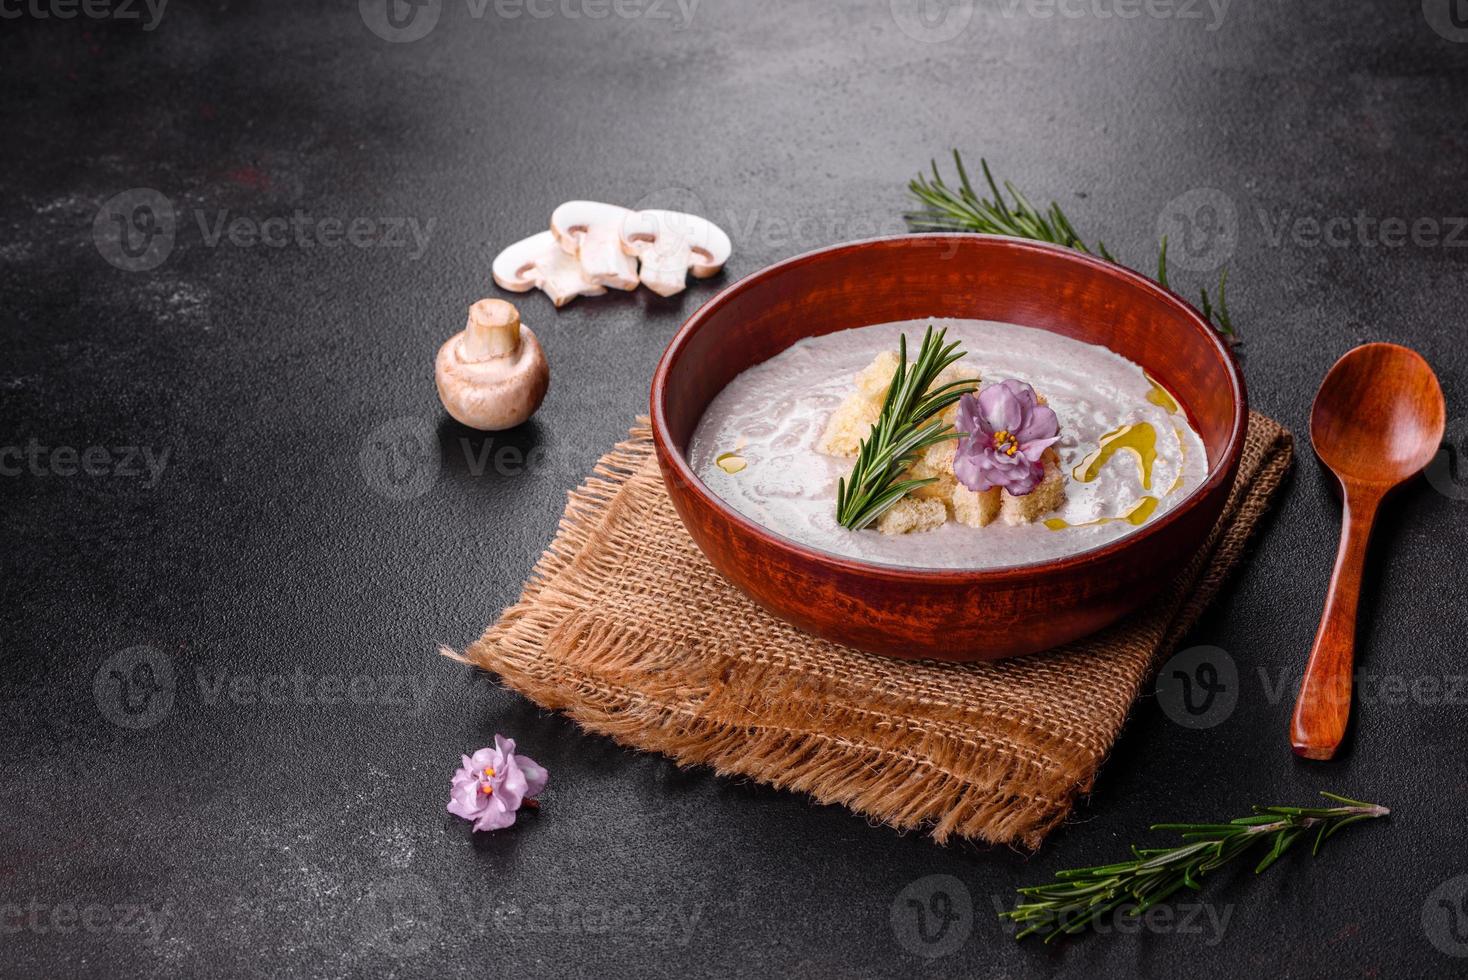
[550,201,640,291]
[618,209,732,298]
[492,230,606,308]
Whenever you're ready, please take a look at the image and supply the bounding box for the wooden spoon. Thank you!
[1291,343,1446,760]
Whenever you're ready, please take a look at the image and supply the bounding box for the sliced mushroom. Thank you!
[435,299,549,431]
[550,201,640,291]
[492,230,606,308]
[618,209,732,297]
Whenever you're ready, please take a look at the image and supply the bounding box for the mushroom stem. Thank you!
[463,299,521,361]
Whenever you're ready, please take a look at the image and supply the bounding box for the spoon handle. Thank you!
[1290,489,1381,760]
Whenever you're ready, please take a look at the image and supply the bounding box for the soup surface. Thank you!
[688,318,1210,570]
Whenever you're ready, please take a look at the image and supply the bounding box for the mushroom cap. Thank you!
[491,230,606,306]
[550,200,632,254]
[491,231,557,292]
[549,200,640,291]
[435,313,549,432]
[619,209,732,278]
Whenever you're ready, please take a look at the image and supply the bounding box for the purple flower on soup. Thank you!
[953,379,1061,496]
[447,735,548,832]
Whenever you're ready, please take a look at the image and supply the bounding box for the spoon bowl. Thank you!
[1291,343,1446,760]
[1310,344,1446,486]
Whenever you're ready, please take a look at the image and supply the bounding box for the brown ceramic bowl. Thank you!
[650,234,1247,661]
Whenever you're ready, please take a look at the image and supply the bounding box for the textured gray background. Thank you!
[4,1,1468,976]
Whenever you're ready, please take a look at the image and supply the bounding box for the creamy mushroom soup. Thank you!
[688,318,1210,570]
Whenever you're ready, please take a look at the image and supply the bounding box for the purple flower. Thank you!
[953,379,1061,496]
[447,735,548,832]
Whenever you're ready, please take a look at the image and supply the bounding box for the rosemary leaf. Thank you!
[835,325,978,531]
[1000,792,1390,943]
[906,151,1239,340]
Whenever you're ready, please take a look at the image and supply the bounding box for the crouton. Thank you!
[816,394,881,457]
[999,449,1066,526]
[875,496,948,536]
[951,484,1002,527]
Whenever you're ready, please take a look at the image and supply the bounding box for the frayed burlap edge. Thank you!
[451,413,1293,848]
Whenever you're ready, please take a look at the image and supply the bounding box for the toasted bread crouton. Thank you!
[818,354,976,459]
[816,394,881,457]
[875,495,948,536]
[854,350,902,401]
[999,449,1066,526]
[951,484,1001,527]
[907,436,958,501]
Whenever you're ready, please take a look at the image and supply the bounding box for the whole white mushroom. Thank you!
[435,299,549,431]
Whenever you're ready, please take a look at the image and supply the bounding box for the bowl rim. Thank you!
[650,232,1248,582]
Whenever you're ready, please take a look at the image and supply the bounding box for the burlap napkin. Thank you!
[457,412,1293,848]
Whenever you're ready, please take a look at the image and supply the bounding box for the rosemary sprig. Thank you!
[1001,792,1390,942]
[906,150,1236,339]
[835,325,978,530]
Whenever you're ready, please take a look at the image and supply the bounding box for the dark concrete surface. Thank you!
[4,1,1468,977]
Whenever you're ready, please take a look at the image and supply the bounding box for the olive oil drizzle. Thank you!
[1044,495,1160,531]
[1048,378,1189,532]
[1072,422,1158,489]
[715,452,747,474]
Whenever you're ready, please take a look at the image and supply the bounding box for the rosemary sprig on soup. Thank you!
[833,326,978,531]
[689,317,1208,571]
